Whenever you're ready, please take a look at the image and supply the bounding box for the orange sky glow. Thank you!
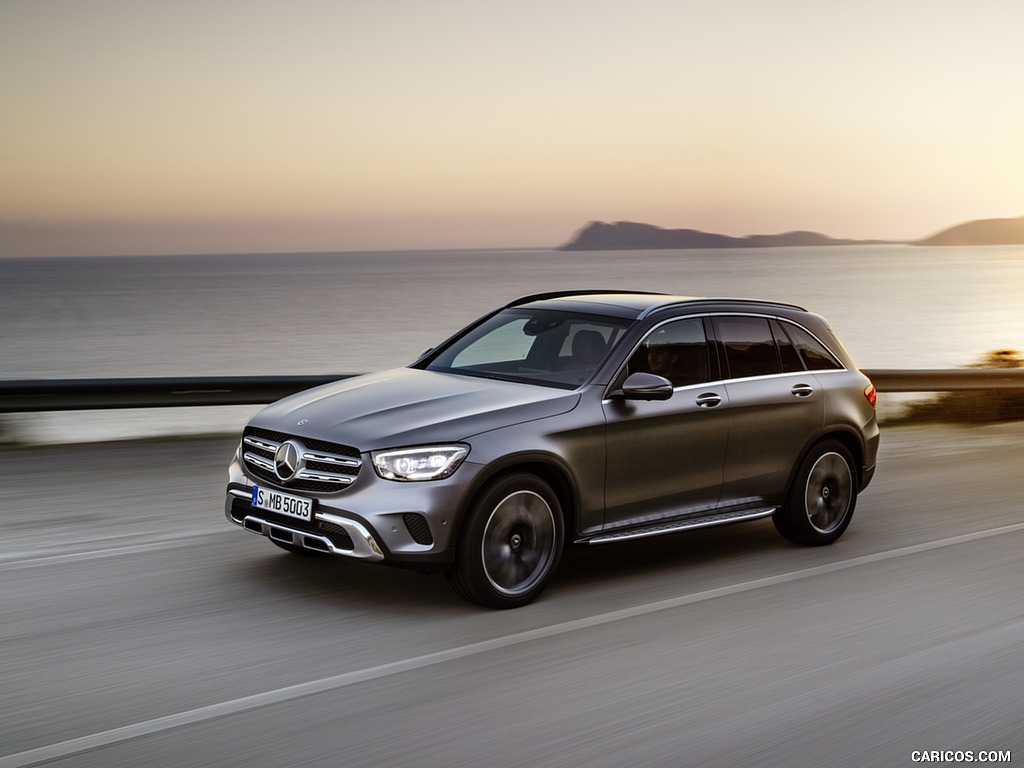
[2,0,1022,256]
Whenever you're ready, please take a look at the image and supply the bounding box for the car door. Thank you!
[601,316,729,529]
[711,315,824,508]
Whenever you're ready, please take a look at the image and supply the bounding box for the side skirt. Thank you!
[577,506,777,546]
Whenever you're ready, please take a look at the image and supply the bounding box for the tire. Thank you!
[774,440,857,546]
[446,473,564,609]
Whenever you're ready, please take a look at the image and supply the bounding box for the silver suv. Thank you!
[225,291,879,608]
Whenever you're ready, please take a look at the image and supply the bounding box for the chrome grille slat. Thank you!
[244,452,275,472]
[244,435,280,451]
[302,451,361,468]
[296,470,355,485]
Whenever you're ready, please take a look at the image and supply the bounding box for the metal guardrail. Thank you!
[1,370,1023,413]
[0,375,358,413]
[862,369,1024,393]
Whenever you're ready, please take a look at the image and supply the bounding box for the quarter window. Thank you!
[781,323,842,371]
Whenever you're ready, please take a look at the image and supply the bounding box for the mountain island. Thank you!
[557,216,1024,251]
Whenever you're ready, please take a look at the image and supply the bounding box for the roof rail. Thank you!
[637,297,806,319]
[506,290,668,308]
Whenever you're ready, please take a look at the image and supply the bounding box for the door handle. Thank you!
[695,393,722,408]
[791,383,814,398]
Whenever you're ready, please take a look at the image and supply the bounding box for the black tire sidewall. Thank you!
[776,440,857,546]
[449,473,564,609]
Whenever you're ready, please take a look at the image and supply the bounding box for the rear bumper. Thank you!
[860,417,881,491]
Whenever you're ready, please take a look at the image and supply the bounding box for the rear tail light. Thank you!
[864,382,877,409]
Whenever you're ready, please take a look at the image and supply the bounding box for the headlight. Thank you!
[372,445,469,482]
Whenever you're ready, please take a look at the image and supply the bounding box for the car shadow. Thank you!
[556,519,787,587]
[234,547,463,614]
[232,518,790,614]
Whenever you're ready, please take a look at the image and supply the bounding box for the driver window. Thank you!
[629,317,710,387]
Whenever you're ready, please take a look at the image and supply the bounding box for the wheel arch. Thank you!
[786,427,865,498]
[456,454,579,546]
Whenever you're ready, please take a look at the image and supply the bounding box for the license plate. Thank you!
[251,486,313,522]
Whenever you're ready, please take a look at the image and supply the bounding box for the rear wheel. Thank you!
[774,440,857,546]
[446,474,564,609]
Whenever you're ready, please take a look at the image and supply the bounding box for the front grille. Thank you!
[242,427,362,493]
[233,498,356,550]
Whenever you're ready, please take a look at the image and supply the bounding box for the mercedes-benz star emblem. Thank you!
[274,440,301,482]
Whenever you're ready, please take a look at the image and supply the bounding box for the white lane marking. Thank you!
[3,520,1024,768]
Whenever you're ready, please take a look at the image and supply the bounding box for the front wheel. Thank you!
[774,440,858,546]
[446,474,564,609]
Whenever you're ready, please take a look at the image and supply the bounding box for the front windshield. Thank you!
[424,308,632,388]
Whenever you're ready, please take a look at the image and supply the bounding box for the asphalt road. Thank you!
[2,424,1023,767]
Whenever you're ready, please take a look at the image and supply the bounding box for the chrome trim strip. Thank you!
[228,488,251,499]
[317,513,385,560]
[584,507,776,545]
[240,514,384,561]
[718,372,826,385]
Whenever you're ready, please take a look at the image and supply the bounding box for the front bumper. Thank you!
[226,487,385,560]
[224,451,482,568]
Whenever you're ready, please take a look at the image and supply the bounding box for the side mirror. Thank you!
[616,372,674,401]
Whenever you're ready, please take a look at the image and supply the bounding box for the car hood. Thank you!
[249,367,582,451]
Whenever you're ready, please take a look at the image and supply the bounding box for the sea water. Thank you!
[2,245,1023,443]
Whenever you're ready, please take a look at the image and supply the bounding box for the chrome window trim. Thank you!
[718,370,828,387]
[770,316,846,371]
[603,312,711,399]
[601,377,728,404]
[603,311,848,400]
[708,312,847,375]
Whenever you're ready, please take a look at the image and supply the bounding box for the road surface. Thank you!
[2,424,1022,767]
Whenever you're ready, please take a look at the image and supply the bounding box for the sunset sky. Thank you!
[2,0,1022,256]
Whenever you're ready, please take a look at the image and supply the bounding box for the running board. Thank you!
[581,507,777,545]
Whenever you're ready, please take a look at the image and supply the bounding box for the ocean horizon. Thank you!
[3,244,1023,444]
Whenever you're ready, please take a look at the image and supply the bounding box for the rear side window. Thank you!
[714,316,780,379]
[771,319,804,373]
[780,322,843,371]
